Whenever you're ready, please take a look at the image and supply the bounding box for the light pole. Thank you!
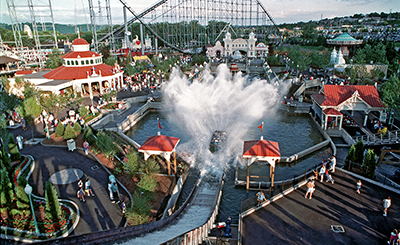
[24,184,40,235]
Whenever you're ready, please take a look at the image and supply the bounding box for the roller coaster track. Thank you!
[97,0,168,44]
[117,0,190,54]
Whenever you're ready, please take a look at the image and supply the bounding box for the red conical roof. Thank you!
[72,38,89,45]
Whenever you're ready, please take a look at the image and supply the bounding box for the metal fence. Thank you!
[240,164,319,214]
[354,130,400,145]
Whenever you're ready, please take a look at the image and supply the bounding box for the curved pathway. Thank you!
[8,122,128,235]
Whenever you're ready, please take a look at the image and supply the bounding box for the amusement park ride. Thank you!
[2,0,282,68]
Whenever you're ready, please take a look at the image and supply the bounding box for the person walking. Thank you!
[77,187,86,202]
[78,179,83,189]
[388,229,398,245]
[83,141,89,155]
[108,181,113,201]
[21,118,27,131]
[319,165,326,182]
[111,182,120,203]
[305,178,315,199]
[256,191,266,206]
[325,173,335,184]
[16,135,24,150]
[121,200,126,214]
[85,178,95,196]
[329,155,336,173]
[383,196,391,217]
[356,180,362,194]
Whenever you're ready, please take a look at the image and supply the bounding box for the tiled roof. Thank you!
[15,70,35,75]
[43,63,114,80]
[62,51,101,59]
[138,135,180,152]
[311,93,326,105]
[323,108,343,116]
[331,33,357,42]
[243,140,280,157]
[322,85,385,108]
[71,38,89,45]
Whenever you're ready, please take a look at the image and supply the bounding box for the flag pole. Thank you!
[260,122,264,140]
[157,118,161,135]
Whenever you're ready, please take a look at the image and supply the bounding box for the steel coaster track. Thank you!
[97,0,169,44]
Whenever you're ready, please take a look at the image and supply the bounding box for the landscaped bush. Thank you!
[95,131,118,158]
[73,122,82,134]
[7,134,20,161]
[125,191,152,225]
[45,181,62,221]
[55,123,65,137]
[0,143,12,171]
[124,151,143,176]
[83,127,96,145]
[354,140,365,164]
[78,105,89,118]
[344,144,356,170]
[0,168,15,209]
[362,149,377,178]
[63,124,77,140]
[137,174,157,193]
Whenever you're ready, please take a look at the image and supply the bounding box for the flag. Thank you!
[158,118,162,129]
[258,122,263,132]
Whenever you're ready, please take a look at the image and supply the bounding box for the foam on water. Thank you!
[162,64,289,175]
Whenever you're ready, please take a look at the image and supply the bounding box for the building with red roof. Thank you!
[311,84,386,130]
[10,38,123,98]
[242,138,281,190]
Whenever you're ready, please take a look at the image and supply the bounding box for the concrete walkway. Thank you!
[242,169,400,245]
[6,113,128,236]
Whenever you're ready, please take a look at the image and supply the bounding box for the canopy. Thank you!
[242,139,280,167]
[138,135,180,161]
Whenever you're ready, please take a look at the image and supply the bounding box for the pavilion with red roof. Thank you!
[311,84,386,130]
[138,135,180,176]
[242,137,280,190]
[12,38,123,99]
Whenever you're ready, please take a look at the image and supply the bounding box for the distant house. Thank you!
[311,84,386,130]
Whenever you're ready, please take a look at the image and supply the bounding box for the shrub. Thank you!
[144,158,160,176]
[137,174,157,193]
[344,145,356,170]
[55,123,65,137]
[124,151,142,177]
[73,122,82,134]
[125,191,152,225]
[7,134,20,161]
[63,124,77,140]
[354,140,364,164]
[78,105,89,118]
[45,181,62,221]
[362,149,377,178]
[0,143,12,171]
[96,131,118,158]
[83,127,96,145]
[0,168,15,208]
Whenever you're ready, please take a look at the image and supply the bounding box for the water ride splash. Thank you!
[162,64,288,174]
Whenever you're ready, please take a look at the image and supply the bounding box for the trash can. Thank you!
[67,139,76,151]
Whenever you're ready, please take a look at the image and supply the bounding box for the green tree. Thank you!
[83,127,96,145]
[44,181,62,221]
[0,168,15,210]
[124,151,143,177]
[137,174,157,193]
[73,122,82,134]
[21,96,42,140]
[39,92,65,116]
[78,105,89,118]
[7,133,20,161]
[95,131,118,158]
[354,140,365,164]
[46,48,63,69]
[381,75,400,111]
[362,149,377,178]
[0,141,12,171]
[125,191,152,225]
[55,123,65,137]
[15,176,30,210]
[63,124,77,140]
[344,144,356,170]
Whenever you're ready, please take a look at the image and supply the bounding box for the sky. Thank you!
[0,0,399,26]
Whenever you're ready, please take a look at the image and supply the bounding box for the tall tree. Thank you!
[0,168,15,210]
[46,48,63,69]
[44,181,62,221]
[21,97,42,140]
[381,75,400,111]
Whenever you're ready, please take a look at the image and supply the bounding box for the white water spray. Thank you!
[162,64,288,174]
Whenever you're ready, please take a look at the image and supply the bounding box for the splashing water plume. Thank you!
[162,64,287,175]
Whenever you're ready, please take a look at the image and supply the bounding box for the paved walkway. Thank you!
[6,109,129,236]
[242,170,400,245]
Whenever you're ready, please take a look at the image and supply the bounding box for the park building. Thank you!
[7,38,124,99]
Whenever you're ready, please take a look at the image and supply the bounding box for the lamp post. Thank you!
[24,184,40,235]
